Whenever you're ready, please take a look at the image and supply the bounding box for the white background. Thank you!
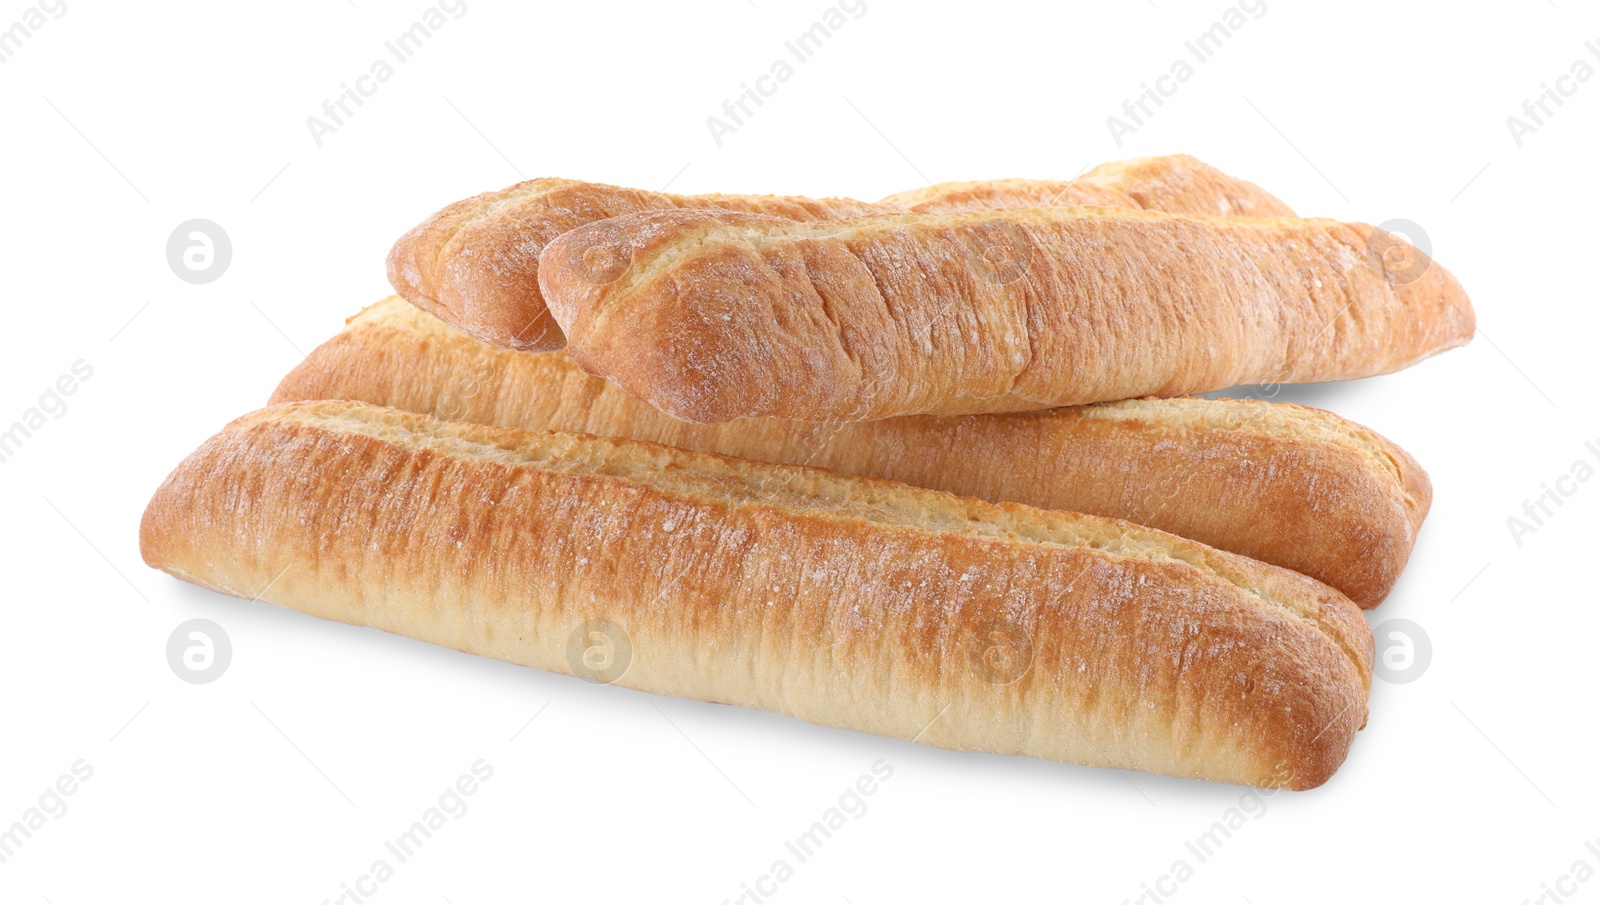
[2,1,1595,902]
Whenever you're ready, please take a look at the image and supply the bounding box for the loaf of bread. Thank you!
[387,154,1292,352]
[272,297,1431,608]
[140,401,1372,789]
[540,207,1474,422]
[881,154,1294,217]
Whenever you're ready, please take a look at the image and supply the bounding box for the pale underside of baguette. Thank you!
[271,297,1433,607]
[386,154,1295,352]
[140,401,1372,789]
[540,206,1474,422]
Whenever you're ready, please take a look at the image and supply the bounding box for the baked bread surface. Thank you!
[883,154,1295,217]
[539,207,1474,422]
[387,154,1295,352]
[141,401,1372,789]
[271,298,1431,607]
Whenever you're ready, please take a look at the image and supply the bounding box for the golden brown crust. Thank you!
[881,154,1295,218]
[271,298,1431,607]
[387,179,902,352]
[141,400,1371,789]
[878,177,1140,213]
[1073,154,1297,218]
[387,155,1295,352]
[540,207,1474,422]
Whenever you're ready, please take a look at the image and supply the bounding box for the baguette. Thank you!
[140,401,1373,789]
[540,207,1474,422]
[271,297,1431,608]
[881,154,1294,217]
[387,154,1292,352]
